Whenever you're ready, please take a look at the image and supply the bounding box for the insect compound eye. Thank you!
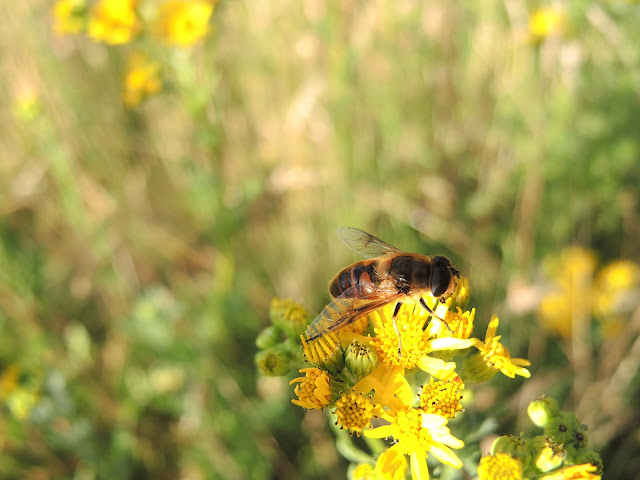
[430,259,453,297]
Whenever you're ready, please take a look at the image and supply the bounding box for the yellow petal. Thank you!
[410,452,430,480]
[429,444,463,468]
[364,424,395,439]
[428,337,476,351]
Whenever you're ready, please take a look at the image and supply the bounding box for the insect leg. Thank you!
[392,301,403,357]
[419,297,453,333]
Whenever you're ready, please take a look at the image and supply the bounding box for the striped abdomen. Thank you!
[329,260,380,298]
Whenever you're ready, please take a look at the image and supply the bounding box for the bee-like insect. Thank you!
[304,227,460,352]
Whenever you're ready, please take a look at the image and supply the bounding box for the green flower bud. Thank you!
[344,340,378,379]
[528,396,560,427]
[255,345,293,377]
[491,435,529,464]
[544,412,588,448]
[255,325,282,350]
[269,298,310,338]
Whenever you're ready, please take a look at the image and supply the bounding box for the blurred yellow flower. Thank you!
[530,6,566,38]
[374,448,408,480]
[154,0,214,47]
[123,53,162,107]
[88,0,140,45]
[538,247,596,339]
[0,364,42,420]
[52,0,86,36]
[593,260,639,314]
[351,448,407,480]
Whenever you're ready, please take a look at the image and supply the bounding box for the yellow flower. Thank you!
[538,247,596,339]
[290,367,332,409]
[301,330,344,375]
[375,447,408,480]
[365,409,463,480]
[419,378,464,419]
[539,464,601,480]
[369,303,475,376]
[123,53,162,107]
[477,453,523,480]
[351,463,376,480]
[0,364,20,399]
[593,260,639,336]
[530,6,566,38]
[52,0,86,36]
[334,392,380,435]
[153,0,214,47]
[88,0,140,45]
[467,316,531,381]
[351,450,408,480]
[353,363,415,412]
[450,275,471,310]
[0,364,42,420]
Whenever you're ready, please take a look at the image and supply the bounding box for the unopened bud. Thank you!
[344,340,378,378]
[491,435,529,463]
[544,412,588,448]
[269,298,310,338]
[255,345,293,377]
[528,396,560,427]
[256,325,281,350]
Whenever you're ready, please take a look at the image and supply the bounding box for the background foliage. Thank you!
[1,1,640,479]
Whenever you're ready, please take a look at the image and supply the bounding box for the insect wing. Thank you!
[337,227,402,259]
[304,283,400,343]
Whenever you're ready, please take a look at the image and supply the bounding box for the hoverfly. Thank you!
[303,227,460,353]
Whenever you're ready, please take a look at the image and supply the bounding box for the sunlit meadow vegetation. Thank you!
[1,1,640,479]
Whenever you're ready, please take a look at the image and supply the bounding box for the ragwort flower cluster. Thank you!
[52,0,217,106]
[259,275,535,480]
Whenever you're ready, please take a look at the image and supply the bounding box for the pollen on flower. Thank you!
[370,304,430,369]
[435,307,475,339]
[419,379,464,418]
[477,453,523,480]
[386,408,432,455]
[334,392,378,435]
[290,368,332,409]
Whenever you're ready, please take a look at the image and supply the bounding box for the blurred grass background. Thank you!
[1,0,640,478]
